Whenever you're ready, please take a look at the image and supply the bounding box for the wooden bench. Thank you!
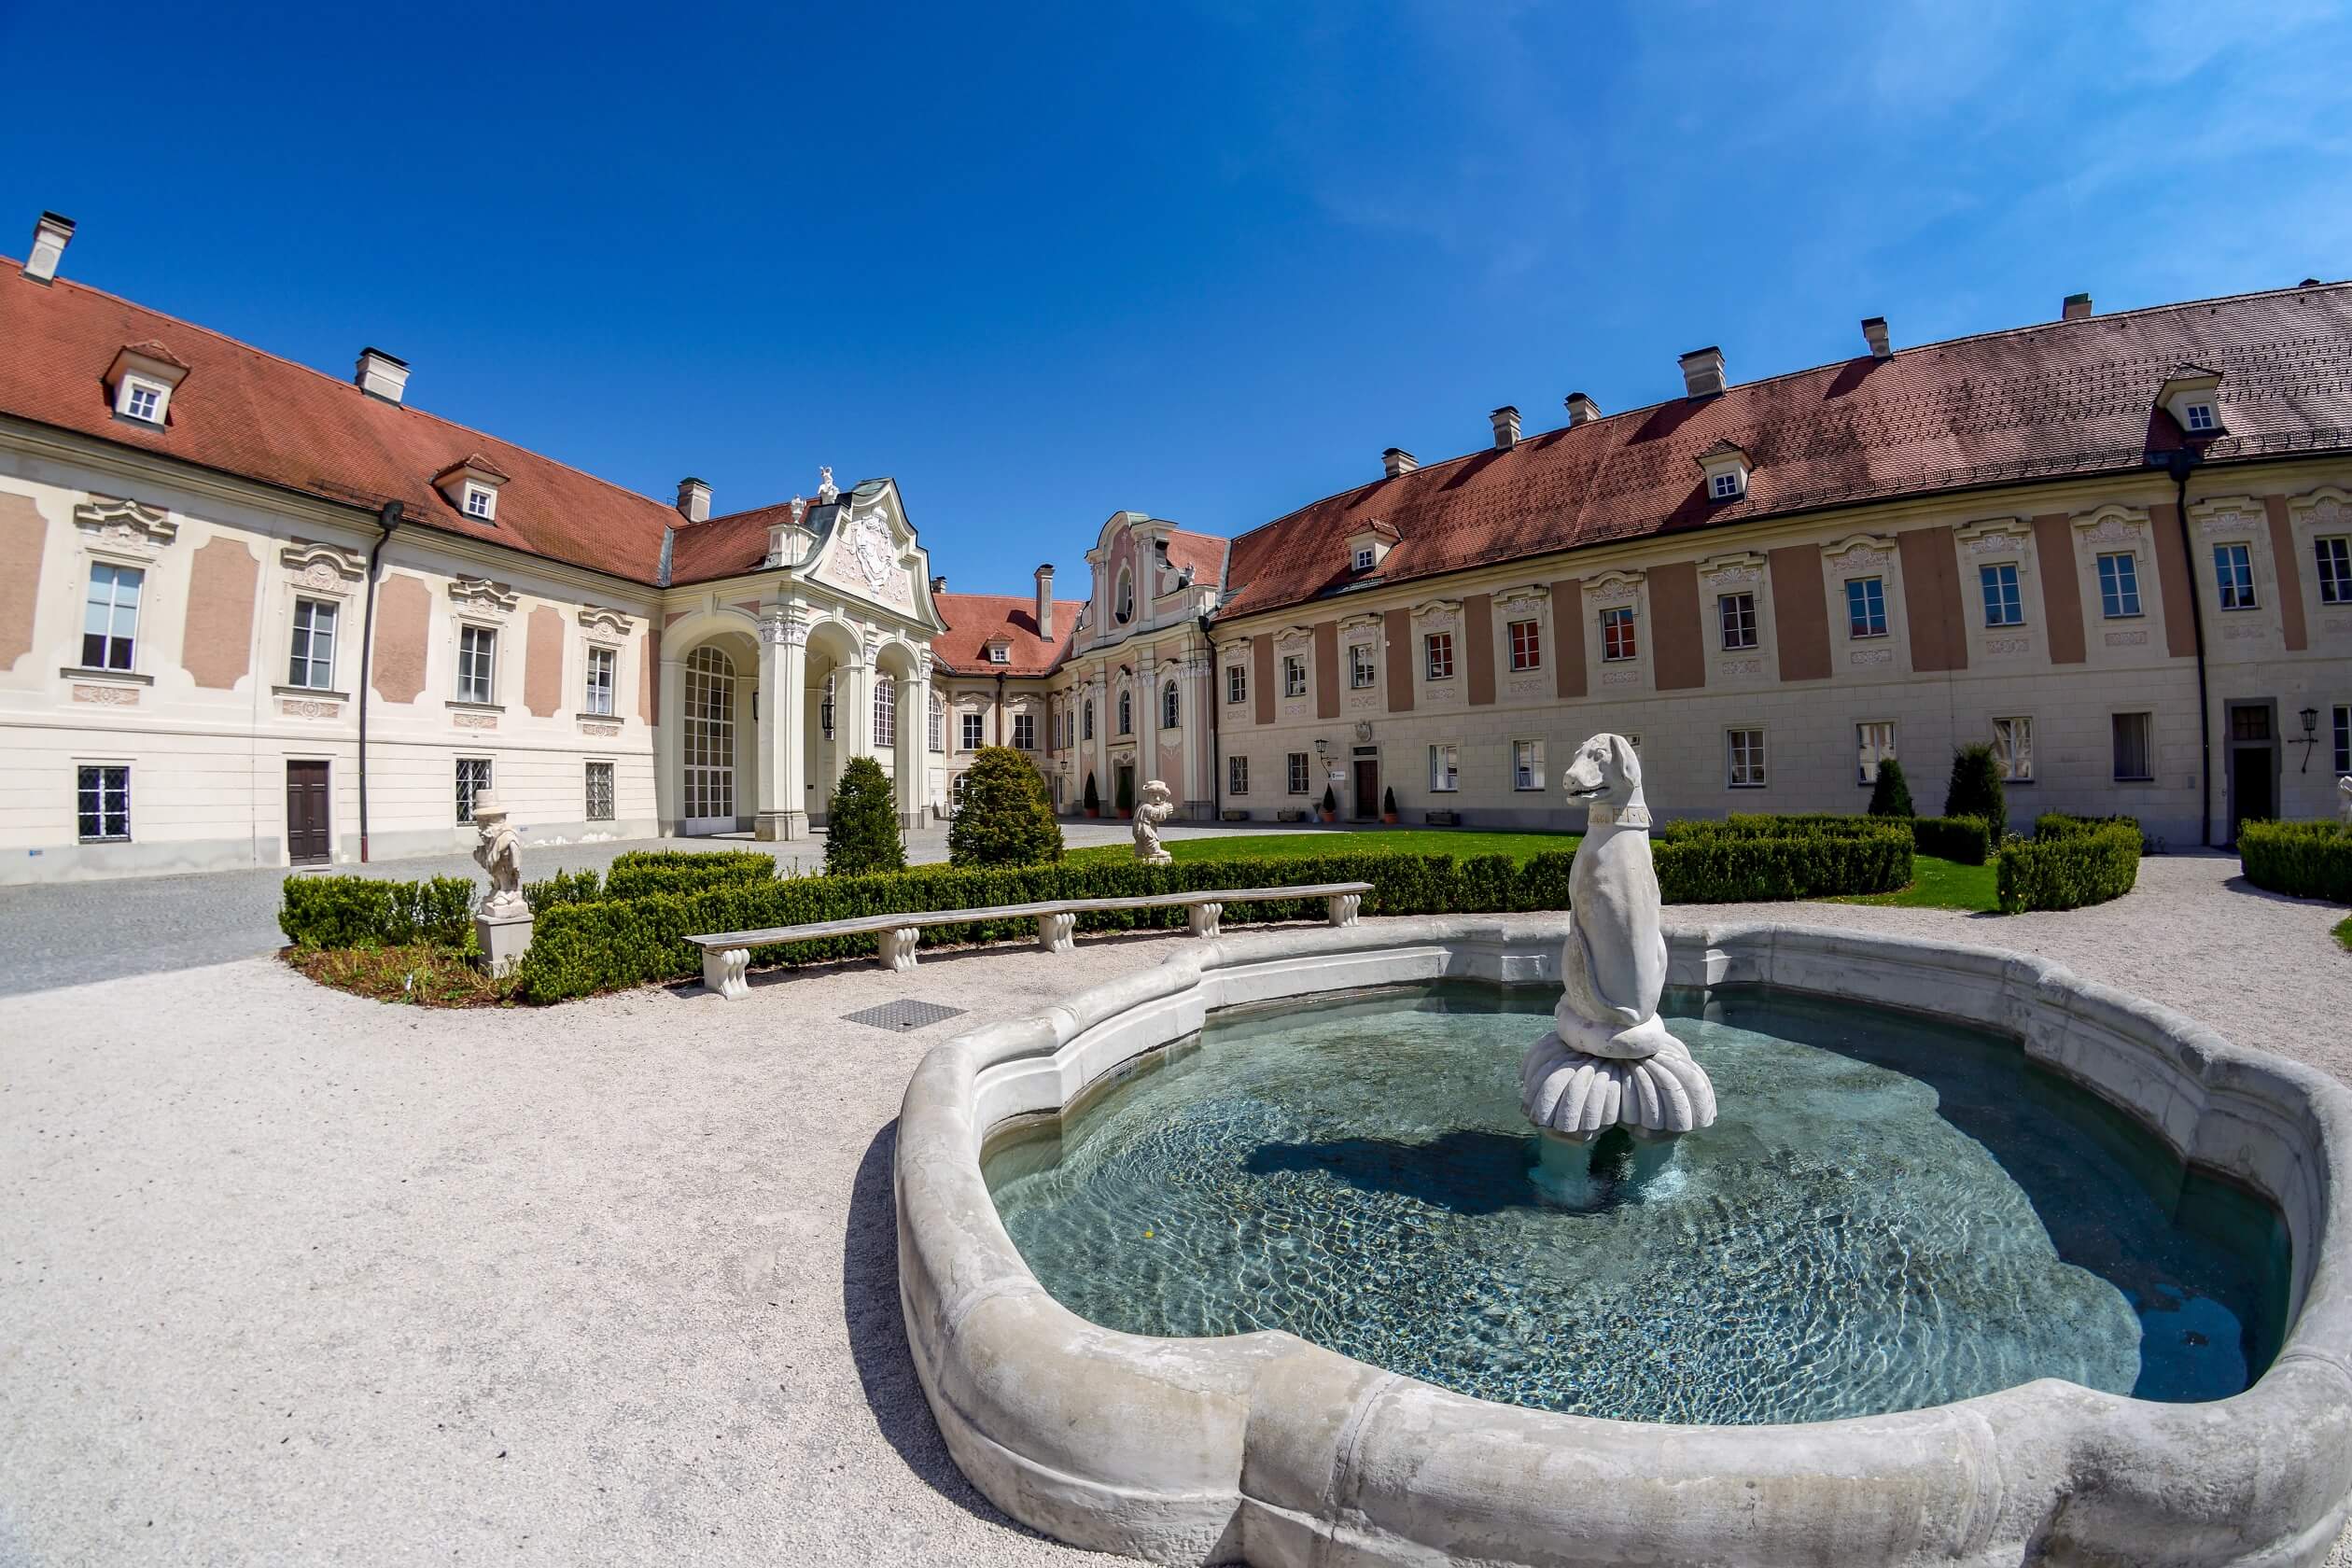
[688,881,1374,1001]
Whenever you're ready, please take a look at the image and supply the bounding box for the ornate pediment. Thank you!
[448,576,518,618]
[280,539,366,595]
[578,604,634,639]
[1822,533,1897,573]
[807,481,931,624]
[2288,484,2352,533]
[1274,623,1315,651]
[1956,517,2031,554]
[75,496,177,556]
[2187,495,2264,538]
[1493,583,1550,618]
[1583,570,1644,605]
[2071,504,2149,547]
[1699,552,1766,589]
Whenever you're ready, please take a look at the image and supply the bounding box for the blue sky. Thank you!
[5,1,2348,594]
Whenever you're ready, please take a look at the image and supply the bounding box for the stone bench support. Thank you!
[686,882,1374,1001]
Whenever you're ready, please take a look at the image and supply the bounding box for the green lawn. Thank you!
[2334,914,2351,953]
[1062,829,1582,865]
[1827,855,2000,912]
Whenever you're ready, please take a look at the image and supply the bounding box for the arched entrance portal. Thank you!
[682,645,738,834]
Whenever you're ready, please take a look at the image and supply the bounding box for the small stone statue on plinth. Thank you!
[1132,779,1175,866]
[1522,735,1715,1197]
[2339,775,2351,825]
[469,789,533,977]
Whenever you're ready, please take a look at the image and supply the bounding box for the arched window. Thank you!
[1083,699,1095,740]
[928,691,944,752]
[1161,679,1180,729]
[1114,567,1134,624]
[1117,688,1132,735]
[874,676,895,748]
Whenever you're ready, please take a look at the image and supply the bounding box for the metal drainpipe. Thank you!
[357,499,401,862]
[1200,612,1221,821]
[2164,449,2212,847]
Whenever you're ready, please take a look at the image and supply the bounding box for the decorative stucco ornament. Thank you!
[1132,779,1175,865]
[1520,734,1716,1141]
[470,790,529,921]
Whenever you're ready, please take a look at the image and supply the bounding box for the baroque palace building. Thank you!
[2,210,2348,883]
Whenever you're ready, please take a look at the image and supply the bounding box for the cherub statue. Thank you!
[1132,779,1176,865]
[470,789,529,920]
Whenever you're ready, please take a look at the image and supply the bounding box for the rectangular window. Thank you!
[1855,721,1896,785]
[464,485,495,520]
[1718,592,1757,651]
[2111,713,2153,781]
[1508,618,1542,671]
[1600,605,1637,662]
[585,761,614,820]
[2317,537,2351,605]
[987,645,1009,664]
[1710,470,1742,500]
[960,712,984,749]
[583,645,616,716]
[1013,712,1036,749]
[1287,752,1310,794]
[123,382,161,423]
[1429,744,1459,792]
[1352,546,1375,572]
[874,681,896,748]
[1513,738,1546,791]
[1423,632,1454,680]
[2096,553,2142,619]
[1727,728,1767,789]
[81,562,143,671]
[1992,717,2034,782]
[929,693,945,752]
[457,624,497,704]
[76,764,130,841]
[1226,664,1247,704]
[287,597,338,689]
[1228,755,1249,795]
[2184,401,2216,431]
[1845,576,1887,638]
[455,757,492,823]
[2213,542,2256,609]
[1351,643,1378,688]
[2335,705,2349,776]
[1283,655,1307,698]
[1979,562,2023,627]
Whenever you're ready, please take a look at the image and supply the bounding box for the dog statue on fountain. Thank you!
[1520,734,1716,1141]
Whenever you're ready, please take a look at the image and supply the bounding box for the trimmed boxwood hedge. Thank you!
[2238,820,2352,903]
[1996,821,2142,913]
[1911,816,1995,866]
[280,875,475,949]
[600,848,777,901]
[1714,811,1991,865]
[511,820,1914,1003]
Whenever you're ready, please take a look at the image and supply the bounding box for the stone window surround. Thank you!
[275,539,366,696]
[2185,496,2271,619]
[451,619,502,708]
[2288,486,2352,620]
[1725,726,1769,789]
[1819,533,1902,671]
[67,497,178,683]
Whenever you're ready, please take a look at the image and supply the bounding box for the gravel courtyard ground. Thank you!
[3,852,2347,1566]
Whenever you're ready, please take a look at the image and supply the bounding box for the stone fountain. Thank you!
[1521,734,1714,1189]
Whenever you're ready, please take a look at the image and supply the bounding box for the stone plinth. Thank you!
[475,910,534,978]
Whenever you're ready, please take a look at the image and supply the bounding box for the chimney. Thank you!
[676,477,711,523]
[355,348,410,404]
[1382,447,1420,478]
[22,212,74,284]
[2063,292,2093,321]
[1034,564,1056,641]
[1861,316,1891,358]
[1489,406,1521,451]
[1679,346,1727,398]
[931,574,947,595]
[1563,391,1601,427]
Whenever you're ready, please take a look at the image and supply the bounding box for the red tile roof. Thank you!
[666,498,810,586]
[1163,526,1228,591]
[0,263,679,583]
[1217,284,2352,621]
[931,591,1086,675]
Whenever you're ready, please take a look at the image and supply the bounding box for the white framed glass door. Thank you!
[683,645,736,833]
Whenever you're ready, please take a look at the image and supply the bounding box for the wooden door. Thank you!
[1351,759,1379,819]
[286,761,330,865]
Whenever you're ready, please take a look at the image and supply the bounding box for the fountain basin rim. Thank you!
[894,915,2352,1567]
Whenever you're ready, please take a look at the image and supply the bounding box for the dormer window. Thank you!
[987,641,1010,665]
[1345,519,1400,574]
[1697,440,1750,502]
[434,454,511,525]
[2158,364,2224,437]
[105,342,189,427]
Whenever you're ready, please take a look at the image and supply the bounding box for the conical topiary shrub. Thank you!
[824,755,905,876]
[1943,743,2006,833]
[948,747,1065,867]
[1867,756,1915,819]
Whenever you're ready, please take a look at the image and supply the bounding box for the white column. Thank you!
[896,661,928,830]
[654,653,687,833]
[755,609,809,840]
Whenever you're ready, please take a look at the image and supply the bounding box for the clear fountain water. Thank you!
[984,980,2289,1425]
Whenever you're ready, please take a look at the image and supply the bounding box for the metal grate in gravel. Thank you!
[840,999,968,1033]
